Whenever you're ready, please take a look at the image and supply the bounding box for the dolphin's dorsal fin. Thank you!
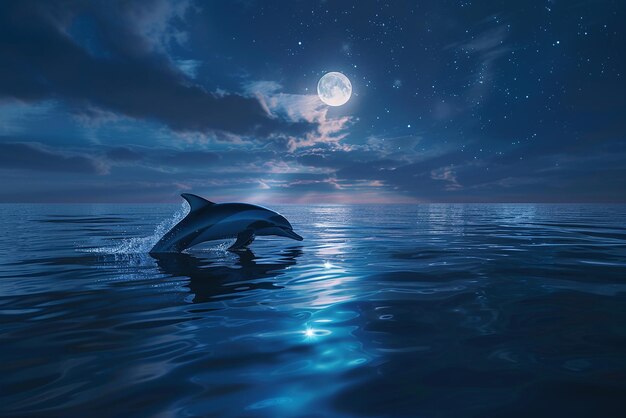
[181,193,215,212]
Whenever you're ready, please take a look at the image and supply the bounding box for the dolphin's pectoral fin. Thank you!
[228,230,255,250]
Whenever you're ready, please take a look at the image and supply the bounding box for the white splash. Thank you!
[84,203,189,255]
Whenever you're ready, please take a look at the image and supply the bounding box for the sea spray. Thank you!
[84,203,189,255]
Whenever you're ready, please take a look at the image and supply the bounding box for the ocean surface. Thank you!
[1,203,626,418]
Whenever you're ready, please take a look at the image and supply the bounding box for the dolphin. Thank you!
[150,193,303,253]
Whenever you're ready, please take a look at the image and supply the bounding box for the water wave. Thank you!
[1,203,626,417]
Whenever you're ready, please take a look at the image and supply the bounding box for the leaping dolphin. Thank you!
[150,194,303,253]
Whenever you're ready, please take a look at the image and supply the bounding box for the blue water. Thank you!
[1,204,626,417]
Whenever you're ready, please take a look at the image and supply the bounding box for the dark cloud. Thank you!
[1,1,624,203]
[106,147,143,161]
[0,142,107,174]
[157,150,221,167]
[0,0,310,138]
[105,146,221,167]
[2,138,624,202]
[294,143,626,203]
[102,146,275,170]
[297,151,401,171]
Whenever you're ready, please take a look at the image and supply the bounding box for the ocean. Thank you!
[1,203,625,417]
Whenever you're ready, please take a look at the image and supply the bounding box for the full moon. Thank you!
[317,72,352,106]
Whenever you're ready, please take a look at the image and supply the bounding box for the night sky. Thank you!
[1,0,624,203]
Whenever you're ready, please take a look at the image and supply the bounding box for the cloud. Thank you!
[3,138,625,203]
[106,147,143,162]
[156,150,221,167]
[66,0,193,58]
[284,177,343,191]
[247,81,352,151]
[430,165,462,190]
[101,145,292,174]
[446,22,511,105]
[0,142,108,174]
[175,60,202,78]
[363,134,423,159]
[0,0,309,139]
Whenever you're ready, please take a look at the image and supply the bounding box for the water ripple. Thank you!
[1,203,625,417]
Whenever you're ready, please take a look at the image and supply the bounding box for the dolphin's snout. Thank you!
[284,228,303,241]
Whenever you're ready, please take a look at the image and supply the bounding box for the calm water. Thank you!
[1,204,626,417]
